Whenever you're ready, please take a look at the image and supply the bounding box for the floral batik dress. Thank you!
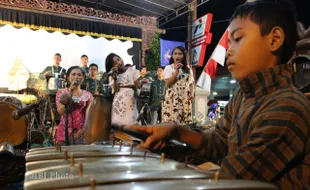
[162,64,194,125]
[110,67,140,126]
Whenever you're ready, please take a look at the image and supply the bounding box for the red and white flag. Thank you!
[196,30,229,92]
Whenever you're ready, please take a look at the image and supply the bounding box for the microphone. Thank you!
[12,99,45,120]
[140,103,148,115]
[72,79,79,86]
[107,67,119,76]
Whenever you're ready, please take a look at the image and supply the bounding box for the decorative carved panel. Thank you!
[0,0,158,27]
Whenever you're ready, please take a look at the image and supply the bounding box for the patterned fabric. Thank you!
[55,88,93,144]
[81,77,100,95]
[162,65,194,125]
[110,67,140,126]
[197,64,310,189]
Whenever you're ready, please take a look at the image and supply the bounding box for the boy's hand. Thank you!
[124,123,177,150]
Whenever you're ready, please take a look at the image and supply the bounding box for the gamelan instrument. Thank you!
[48,78,66,92]
[139,82,152,99]
[24,140,277,190]
[0,95,27,184]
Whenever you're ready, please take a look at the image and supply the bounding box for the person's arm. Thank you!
[132,68,143,88]
[189,70,195,100]
[85,92,94,122]
[164,65,179,87]
[39,67,50,80]
[125,90,233,161]
[61,68,67,79]
[165,71,179,87]
[56,89,66,115]
[219,95,310,187]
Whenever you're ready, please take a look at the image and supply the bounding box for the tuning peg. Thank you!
[214,171,220,184]
[78,162,83,177]
[55,142,59,151]
[130,143,133,155]
[112,139,115,147]
[119,141,123,152]
[90,178,96,189]
[70,154,75,167]
[144,151,147,159]
[64,150,68,161]
[161,153,165,164]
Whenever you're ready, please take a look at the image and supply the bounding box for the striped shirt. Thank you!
[199,64,310,189]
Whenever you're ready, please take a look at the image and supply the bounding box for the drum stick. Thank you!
[111,124,149,142]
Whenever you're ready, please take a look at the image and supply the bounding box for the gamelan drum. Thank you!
[0,96,27,148]
[101,84,113,98]
[139,82,151,98]
[0,96,27,184]
[48,78,65,91]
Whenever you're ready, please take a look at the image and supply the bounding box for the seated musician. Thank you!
[55,66,93,145]
[81,63,100,96]
[148,67,166,124]
[39,53,66,96]
[126,0,310,189]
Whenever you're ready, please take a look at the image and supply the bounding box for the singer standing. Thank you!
[162,46,194,125]
[106,53,141,126]
[55,66,93,145]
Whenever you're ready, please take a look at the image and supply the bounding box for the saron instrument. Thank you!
[24,140,277,190]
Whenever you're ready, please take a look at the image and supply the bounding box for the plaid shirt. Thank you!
[199,64,310,189]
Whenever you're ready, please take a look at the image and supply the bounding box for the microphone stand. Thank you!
[64,105,70,146]
[137,103,149,125]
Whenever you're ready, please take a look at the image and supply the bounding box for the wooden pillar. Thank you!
[188,0,197,75]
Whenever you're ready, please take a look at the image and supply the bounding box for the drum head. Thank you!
[0,98,27,146]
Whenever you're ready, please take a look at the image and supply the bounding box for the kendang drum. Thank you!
[23,140,277,190]
[0,96,27,149]
[101,84,113,98]
[0,95,27,185]
[139,82,151,98]
[48,78,65,91]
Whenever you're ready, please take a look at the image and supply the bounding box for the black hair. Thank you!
[169,46,190,73]
[230,0,297,64]
[157,66,165,70]
[54,53,61,58]
[66,66,86,78]
[89,63,98,69]
[81,54,88,59]
[141,66,147,70]
[125,64,132,67]
[105,53,120,72]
